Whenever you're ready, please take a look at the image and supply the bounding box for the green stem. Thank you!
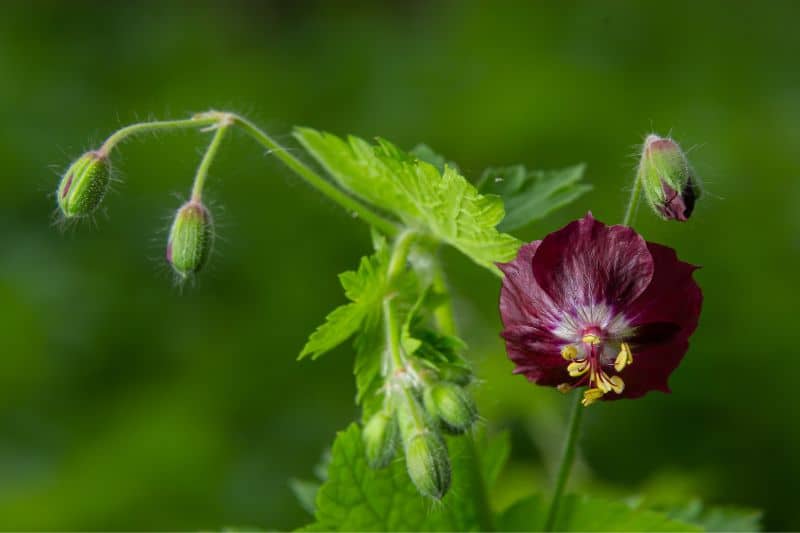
[543,174,644,530]
[99,116,218,156]
[543,391,584,531]
[622,168,643,227]
[225,112,400,238]
[383,230,418,371]
[431,263,457,337]
[190,125,229,202]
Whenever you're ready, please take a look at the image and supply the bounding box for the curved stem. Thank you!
[224,112,400,238]
[99,116,218,156]
[543,391,584,531]
[191,125,229,202]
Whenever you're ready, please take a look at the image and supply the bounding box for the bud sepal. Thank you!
[423,382,478,434]
[362,409,399,469]
[57,151,111,218]
[166,201,214,279]
[638,134,700,221]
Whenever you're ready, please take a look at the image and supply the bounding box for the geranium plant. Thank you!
[55,112,760,531]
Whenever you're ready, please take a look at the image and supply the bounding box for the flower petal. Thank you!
[608,338,691,399]
[532,213,654,312]
[626,242,702,339]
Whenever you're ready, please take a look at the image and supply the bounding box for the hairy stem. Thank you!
[100,111,400,237]
[622,167,643,227]
[191,125,229,202]
[99,116,218,156]
[220,112,400,238]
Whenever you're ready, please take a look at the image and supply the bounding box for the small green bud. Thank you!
[404,431,451,500]
[638,134,700,221]
[438,362,473,385]
[166,201,214,278]
[57,151,111,218]
[363,410,398,469]
[423,382,477,434]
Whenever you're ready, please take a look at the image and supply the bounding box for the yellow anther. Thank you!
[567,360,590,377]
[609,375,625,394]
[557,383,572,393]
[614,342,633,372]
[581,387,605,407]
[581,333,601,345]
[561,344,579,361]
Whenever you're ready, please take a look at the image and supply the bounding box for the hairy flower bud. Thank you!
[423,382,477,434]
[57,151,111,218]
[404,431,451,500]
[363,409,398,469]
[166,201,214,278]
[638,134,699,221]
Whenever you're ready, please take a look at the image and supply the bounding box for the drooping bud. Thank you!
[362,409,398,469]
[57,151,111,218]
[404,432,451,500]
[423,382,477,434]
[638,134,700,221]
[166,201,214,278]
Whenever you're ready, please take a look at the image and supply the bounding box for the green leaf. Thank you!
[311,423,499,531]
[478,164,591,231]
[662,499,763,532]
[409,144,459,174]
[299,247,390,360]
[496,494,701,532]
[294,128,521,272]
[289,478,320,516]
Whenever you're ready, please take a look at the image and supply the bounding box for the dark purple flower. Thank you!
[498,213,702,406]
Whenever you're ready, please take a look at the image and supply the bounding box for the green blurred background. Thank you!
[1,1,798,530]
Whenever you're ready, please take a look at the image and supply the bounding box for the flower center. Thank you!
[558,331,633,406]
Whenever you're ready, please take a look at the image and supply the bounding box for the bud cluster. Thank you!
[361,359,477,500]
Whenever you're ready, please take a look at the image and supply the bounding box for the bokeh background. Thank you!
[1,1,798,530]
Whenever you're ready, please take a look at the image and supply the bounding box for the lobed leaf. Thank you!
[294,128,521,273]
[478,163,591,231]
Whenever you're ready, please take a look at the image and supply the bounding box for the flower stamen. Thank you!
[614,342,633,372]
[568,360,590,377]
[561,344,579,361]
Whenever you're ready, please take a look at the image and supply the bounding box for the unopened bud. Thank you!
[405,431,451,500]
[166,201,214,278]
[639,134,699,221]
[438,363,473,386]
[363,410,398,469]
[57,151,111,218]
[423,382,477,434]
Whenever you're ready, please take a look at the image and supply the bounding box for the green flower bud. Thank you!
[438,362,473,386]
[166,201,214,278]
[423,382,477,434]
[638,134,700,221]
[363,409,398,469]
[57,151,111,218]
[404,431,451,500]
